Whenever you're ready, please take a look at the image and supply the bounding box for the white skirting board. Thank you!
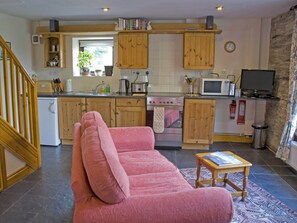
[288,141,297,171]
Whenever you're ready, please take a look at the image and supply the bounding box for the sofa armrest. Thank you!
[109,126,155,153]
[74,187,234,223]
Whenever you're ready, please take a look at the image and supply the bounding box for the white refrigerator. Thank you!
[38,97,61,146]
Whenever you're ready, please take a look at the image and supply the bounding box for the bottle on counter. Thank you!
[100,81,106,93]
[105,84,110,93]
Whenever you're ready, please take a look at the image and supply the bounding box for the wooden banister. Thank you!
[0,35,41,191]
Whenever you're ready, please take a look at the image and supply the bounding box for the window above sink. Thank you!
[72,35,115,77]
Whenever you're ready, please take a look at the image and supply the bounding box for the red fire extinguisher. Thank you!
[229,100,236,119]
[237,100,246,124]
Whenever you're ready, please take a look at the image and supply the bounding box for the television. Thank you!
[240,69,275,97]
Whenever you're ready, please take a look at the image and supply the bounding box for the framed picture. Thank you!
[0,42,11,60]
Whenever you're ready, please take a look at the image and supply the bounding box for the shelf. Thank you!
[37,23,222,35]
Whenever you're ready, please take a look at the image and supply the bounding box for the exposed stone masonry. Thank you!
[266,10,296,151]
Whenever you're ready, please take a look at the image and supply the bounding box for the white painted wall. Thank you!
[0,12,33,176]
[5,150,26,176]
[0,12,34,75]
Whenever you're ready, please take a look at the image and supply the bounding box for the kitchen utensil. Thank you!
[119,79,130,94]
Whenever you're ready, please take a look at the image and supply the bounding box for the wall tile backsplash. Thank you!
[121,34,206,93]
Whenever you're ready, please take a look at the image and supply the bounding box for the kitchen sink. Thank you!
[71,92,114,96]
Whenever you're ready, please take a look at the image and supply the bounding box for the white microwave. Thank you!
[197,78,230,96]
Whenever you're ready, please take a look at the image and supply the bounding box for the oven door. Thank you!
[146,105,183,147]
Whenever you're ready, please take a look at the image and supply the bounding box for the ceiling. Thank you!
[0,0,296,21]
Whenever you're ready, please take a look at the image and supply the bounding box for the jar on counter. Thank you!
[65,79,72,92]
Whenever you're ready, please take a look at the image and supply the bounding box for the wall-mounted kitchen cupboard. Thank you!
[183,32,215,70]
[44,33,65,68]
[118,32,148,69]
[183,99,216,149]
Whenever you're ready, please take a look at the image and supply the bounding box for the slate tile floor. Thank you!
[0,142,296,222]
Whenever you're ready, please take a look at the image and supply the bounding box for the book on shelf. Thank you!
[118,18,149,31]
[203,152,242,166]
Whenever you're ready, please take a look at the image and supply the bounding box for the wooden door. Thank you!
[86,98,116,127]
[183,32,215,70]
[58,97,85,142]
[118,32,148,68]
[183,99,215,144]
[116,107,146,127]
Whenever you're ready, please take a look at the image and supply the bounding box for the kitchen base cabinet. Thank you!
[183,99,215,148]
[86,98,115,127]
[58,97,115,144]
[115,98,146,127]
[58,97,85,144]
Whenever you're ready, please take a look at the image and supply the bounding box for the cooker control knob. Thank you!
[170,101,173,104]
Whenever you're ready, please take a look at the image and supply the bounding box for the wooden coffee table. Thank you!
[195,151,252,201]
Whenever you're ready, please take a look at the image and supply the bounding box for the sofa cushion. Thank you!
[80,111,119,161]
[119,150,177,176]
[81,112,130,204]
[129,169,193,196]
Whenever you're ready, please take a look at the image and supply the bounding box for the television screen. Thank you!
[240,69,275,96]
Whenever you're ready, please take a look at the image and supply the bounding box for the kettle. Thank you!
[119,79,130,94]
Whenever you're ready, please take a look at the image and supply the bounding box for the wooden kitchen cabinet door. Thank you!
[118,32,148,69]
[116,107,146,127]
[115,98,146,127]
[86,98,116,127]
[183,99,216,145]
[58,97,85,143]
[183,32,215,70]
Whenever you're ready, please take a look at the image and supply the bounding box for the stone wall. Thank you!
[266,10,296,152]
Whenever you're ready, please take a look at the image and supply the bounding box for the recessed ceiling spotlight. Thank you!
[101,7,110,12]
[216,5,224,11]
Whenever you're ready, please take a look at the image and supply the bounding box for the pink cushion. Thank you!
[129,169,193,196]
[80,111,119,161]
[119,150,177,176]
[80,112,130,204]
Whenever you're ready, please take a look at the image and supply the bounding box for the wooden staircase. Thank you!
[0,35,41,191]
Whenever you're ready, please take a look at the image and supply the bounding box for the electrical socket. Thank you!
[145,69,153,75]
[131,70,141,75]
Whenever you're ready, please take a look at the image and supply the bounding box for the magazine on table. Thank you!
[203,152,242,166]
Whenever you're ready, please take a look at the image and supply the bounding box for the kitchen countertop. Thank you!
[37,91,280,100]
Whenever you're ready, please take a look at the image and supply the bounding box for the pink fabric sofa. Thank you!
[71,111,234,223]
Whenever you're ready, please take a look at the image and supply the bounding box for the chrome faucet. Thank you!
[92,81,104,94]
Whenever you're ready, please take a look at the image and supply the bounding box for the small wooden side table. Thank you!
[195,151,252,201]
